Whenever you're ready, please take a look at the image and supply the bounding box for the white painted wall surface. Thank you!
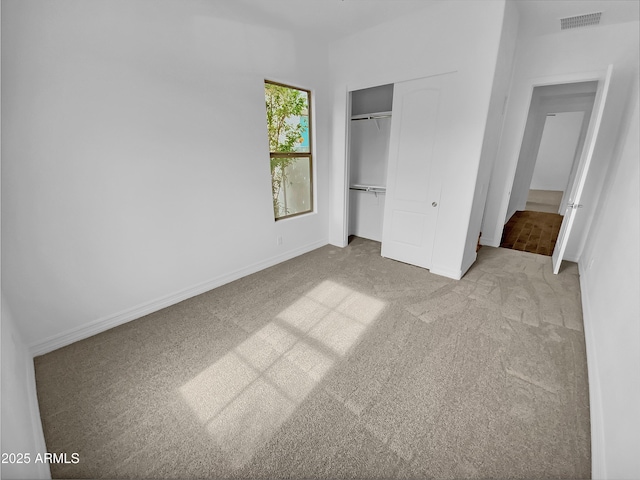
[481,21,640,253]
[463,0,519,273]
[349,117,391,188]
[348,191,386,242]
[1,0,331,351]
[579,77,640,480]
[1,295,50,479]
[530,112,585,191]
[328,0,505,279]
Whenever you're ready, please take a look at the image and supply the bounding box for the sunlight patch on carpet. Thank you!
[179,280,386,468]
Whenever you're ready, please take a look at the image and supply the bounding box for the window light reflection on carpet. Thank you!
[179,280,386,468]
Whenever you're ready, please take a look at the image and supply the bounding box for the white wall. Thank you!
[530,111,585,191]
[1,0,331,352]
[328,0,506,279]
[482,20,640,254]
[579,74,640,480]
[1,295,50,479]
[463,0,519,272]
[349,117,390,188]
[348,191,386,242]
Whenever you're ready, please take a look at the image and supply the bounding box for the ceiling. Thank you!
[515,0,640,36]
[197,0,639,42]
[199,0,441,40]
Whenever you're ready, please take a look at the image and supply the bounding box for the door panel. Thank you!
[390,210,426,246]
[552,65,613,274]
[382,73,455,269]
[394,89,439,203]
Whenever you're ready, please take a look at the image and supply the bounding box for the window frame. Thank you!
[265,80,314,221]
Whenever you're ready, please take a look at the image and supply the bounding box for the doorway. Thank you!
[501,81,597,257]
[526,111,586,213]
[345,73,456,273]
[346,83,393,243]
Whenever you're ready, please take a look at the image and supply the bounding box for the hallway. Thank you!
[500,210,563,256]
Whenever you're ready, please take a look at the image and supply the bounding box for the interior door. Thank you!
[381,72,455,269]
[552,65,613,274]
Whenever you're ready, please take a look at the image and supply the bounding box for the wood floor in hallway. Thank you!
[500,210,563,256]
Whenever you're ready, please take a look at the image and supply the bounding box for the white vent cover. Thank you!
[560,12,602,30]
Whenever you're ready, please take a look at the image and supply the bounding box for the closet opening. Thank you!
[346,83,394,244]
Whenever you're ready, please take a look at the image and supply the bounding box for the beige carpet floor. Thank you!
[34,238,590,479]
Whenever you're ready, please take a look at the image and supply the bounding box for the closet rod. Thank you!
[351,114,392,121]
[349,185,386,193]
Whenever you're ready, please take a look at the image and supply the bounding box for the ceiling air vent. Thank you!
[560,12,602,30]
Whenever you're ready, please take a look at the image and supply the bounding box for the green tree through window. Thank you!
[265,81,312,220]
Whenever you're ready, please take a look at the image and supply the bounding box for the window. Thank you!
[264,81,313,220]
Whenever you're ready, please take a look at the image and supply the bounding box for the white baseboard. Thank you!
[564,253,580,263]
[480,235,500,248]
[25,350,52,479]
[29,240,327,357]
[429,264,463,280]
[430,254,476,281]
[563,246,581,263]
[460,252,478,279]
[578,261,606,479]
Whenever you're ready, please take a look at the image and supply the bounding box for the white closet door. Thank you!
[381,73,455,269]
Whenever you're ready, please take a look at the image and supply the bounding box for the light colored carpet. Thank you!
[34,238,590,479]
[526,189,564,214]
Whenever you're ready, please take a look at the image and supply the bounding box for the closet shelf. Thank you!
[350,111,392,121]
[350,184,386,194]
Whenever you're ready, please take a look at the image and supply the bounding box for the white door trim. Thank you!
[493,69,607,246]
[552,65,613,274]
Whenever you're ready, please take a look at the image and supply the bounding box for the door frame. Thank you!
[557,110,593,215]
[552,65,613,273]
[342,80,389,248]
[495,68,610,257]
[510,93,594,215]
